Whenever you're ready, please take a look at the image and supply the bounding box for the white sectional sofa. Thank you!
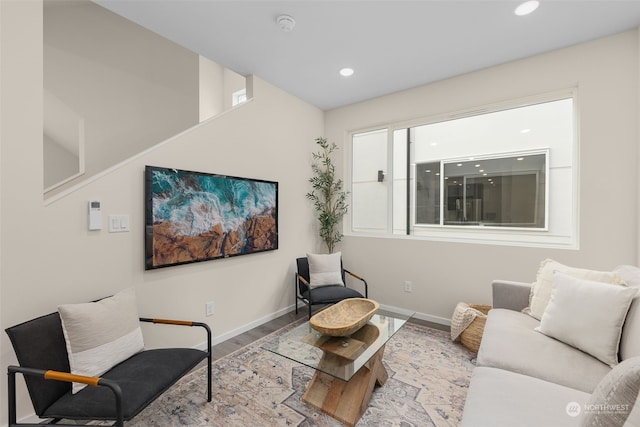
[461,263,640,427]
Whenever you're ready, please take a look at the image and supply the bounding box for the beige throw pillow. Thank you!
[581,357,640,427]
[307,252,344,288]
[616,265,640,360]
[526,259,624,320]
[536,272,636,367]
[58,287,144,393]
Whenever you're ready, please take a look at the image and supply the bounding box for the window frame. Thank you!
[346,89,579,249]
[413,149,550,231]
[232,88,247,106]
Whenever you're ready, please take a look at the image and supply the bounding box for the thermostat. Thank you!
[88,200,102,230]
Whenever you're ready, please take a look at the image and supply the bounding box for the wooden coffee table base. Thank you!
[302,345,388,426]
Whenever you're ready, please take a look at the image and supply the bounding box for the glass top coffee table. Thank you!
[262,307,414,426]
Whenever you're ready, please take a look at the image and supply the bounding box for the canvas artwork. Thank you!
[145,166,278,269]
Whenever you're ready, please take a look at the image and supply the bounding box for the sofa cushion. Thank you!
[307,252,344,288]
[58,288,144,393]
[42,348,207,421]
[526,259,624,320]
[461,367,590,427]
[536,273,636,367]
[617,265,640,361]
[580,357,640,427]
[477,308,611,393]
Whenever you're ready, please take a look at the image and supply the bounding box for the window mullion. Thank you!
[439,161,444,226]
[406,128,411,235]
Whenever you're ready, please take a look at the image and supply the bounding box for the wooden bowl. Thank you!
[310,298,380,336]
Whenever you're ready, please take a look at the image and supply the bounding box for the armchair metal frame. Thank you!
[6,316,211,427]
[295,256,368,319]
[8,367,124,427]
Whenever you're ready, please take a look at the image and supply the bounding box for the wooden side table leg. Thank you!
[302,345,388,426]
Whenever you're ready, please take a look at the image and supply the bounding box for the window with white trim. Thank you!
[350,95,576,248]
[232,88,247,106]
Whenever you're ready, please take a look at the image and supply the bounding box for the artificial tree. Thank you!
[306,137,348,253]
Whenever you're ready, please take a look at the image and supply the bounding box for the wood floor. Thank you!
[210,306,449,362]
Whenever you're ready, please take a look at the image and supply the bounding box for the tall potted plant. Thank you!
[306,137,348,253]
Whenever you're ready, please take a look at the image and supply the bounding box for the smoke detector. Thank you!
[276,15,296,32]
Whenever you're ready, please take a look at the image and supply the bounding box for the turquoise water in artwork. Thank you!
[151,169,277,237]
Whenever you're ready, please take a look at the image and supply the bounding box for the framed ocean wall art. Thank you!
[144,165,278,270]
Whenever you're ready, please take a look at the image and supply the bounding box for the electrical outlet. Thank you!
[205,301,214,316]
[404,281,413,292]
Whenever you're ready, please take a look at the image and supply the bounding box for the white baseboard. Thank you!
[193,304,296,351]
[379,303,451,327]
[413,311,452,327]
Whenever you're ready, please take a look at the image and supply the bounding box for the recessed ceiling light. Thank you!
[521,128,531,134]
[515,1,539,16]
[339,67,354,77]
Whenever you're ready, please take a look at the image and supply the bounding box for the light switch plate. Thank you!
[108,215,130,233]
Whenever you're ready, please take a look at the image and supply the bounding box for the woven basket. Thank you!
[460,304,492,353]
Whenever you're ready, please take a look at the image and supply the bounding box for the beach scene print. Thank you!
[146,167,277,269]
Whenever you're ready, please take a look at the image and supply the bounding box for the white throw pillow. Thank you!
[307,252,344,288]
[526,259,624,320]
[58,288,144,393]
[537,272,637,367]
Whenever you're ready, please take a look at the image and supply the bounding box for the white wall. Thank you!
[1,1,323,421]
[43,134,79,187]
[44,0,200,191]
[198,57,247,120]
[326,30,639,324]
[199,55,224,121]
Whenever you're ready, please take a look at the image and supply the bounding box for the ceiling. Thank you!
[94,1,640,111]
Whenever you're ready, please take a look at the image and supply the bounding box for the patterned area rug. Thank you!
[76,321,475,426]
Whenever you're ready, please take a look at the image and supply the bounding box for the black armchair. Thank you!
[295,256,368,319]
[5,312,211,427]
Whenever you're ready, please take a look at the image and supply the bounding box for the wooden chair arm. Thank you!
[139,318,211,342]
[140,317,195,326]
[44,369,102,387]
[343,269,369,298]
[344,269,364,281]
[296,274,310,286]
[7,366,123,427]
